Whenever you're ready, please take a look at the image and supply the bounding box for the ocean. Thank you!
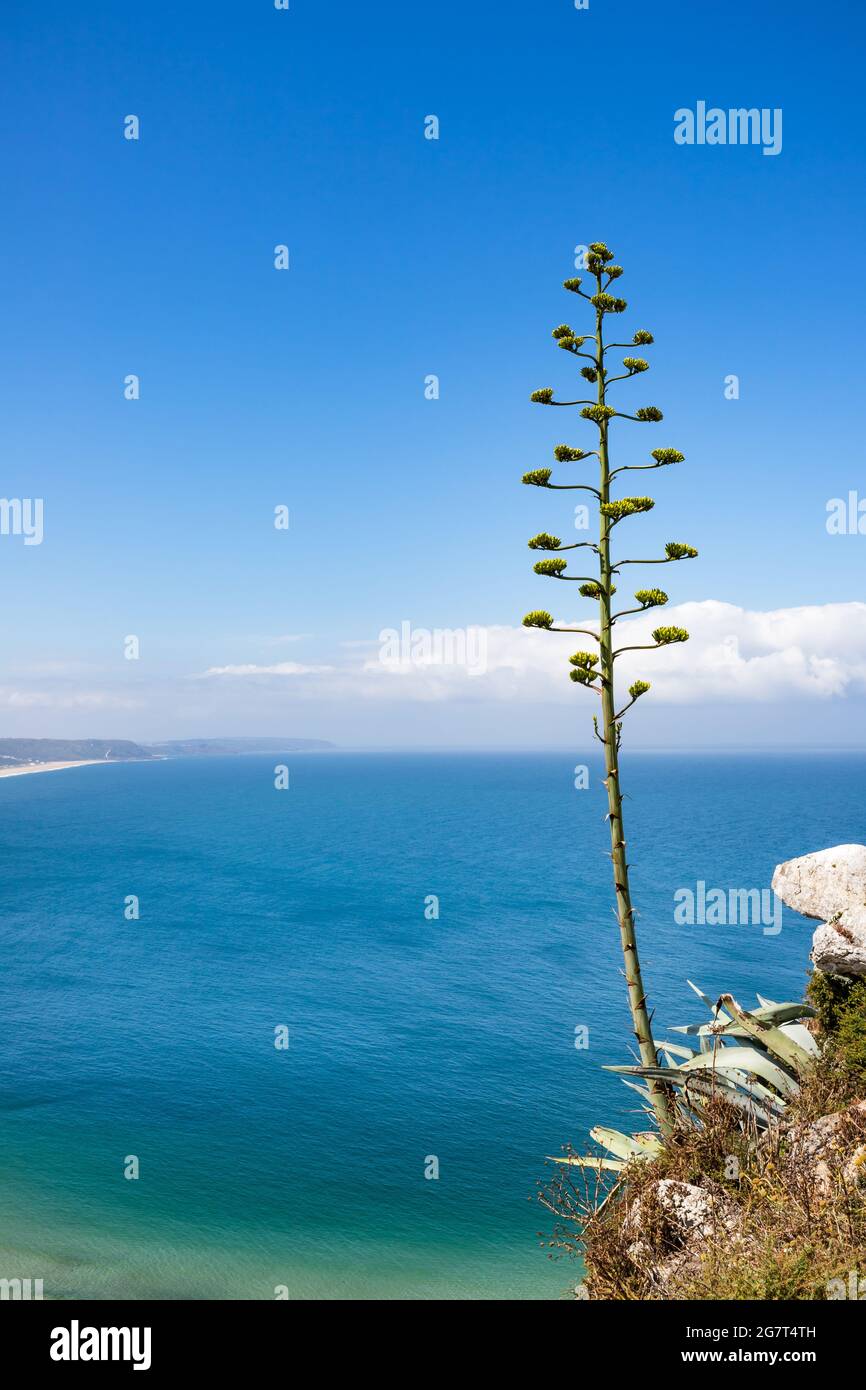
[0,750,862,1300]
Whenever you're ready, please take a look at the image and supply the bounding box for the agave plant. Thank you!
[523,242,699,1139]
[551,982,819,1175]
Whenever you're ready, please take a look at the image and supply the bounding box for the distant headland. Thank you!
[0,737,335,777]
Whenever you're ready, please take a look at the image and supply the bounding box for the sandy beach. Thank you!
[0,760,104,779]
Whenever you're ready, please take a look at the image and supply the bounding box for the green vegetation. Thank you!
[807,972,866,1082]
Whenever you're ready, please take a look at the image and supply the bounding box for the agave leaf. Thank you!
[672,1074,783,1125]
[605,1063,693,1082]
[736,1001,816,1026]
[686,980,731,1017]
[670,1001,816,1037]
[606,1056,795,1100]
[548,1154,626,1172]
[590,1126,662,1160]
[674,1067,787,1115]
[675,1079,771,1119]
[679,1044,800,1097]
[717,994,815,1075]
[620,1077,654,1103]
[779,1022,820,1057]
[658,1041,695,1063]
[628,1131,665,1156]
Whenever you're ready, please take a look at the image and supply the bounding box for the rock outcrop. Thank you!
[624,1179,742,1286]
[779,1099,866,1197]
[772,844,866,977]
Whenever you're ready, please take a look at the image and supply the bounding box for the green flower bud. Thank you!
[569,650,598,669]
[580,404,616,424]
[664,541,699,560]
[588,242,615,261]
[562,277,582,292]
[569,666,596,685]
[533,557,567,577]
[632,330,654,345]
[622,357,649,373]
[634,588,668,608]
[553,445,590,462]
[651,448,684,464]
[600,497,655,521]
[523,610,553,629]
[635,406,663,421]
[628,679,651,700]
[580,366,598,382]
[522,468,552,487]
[579,581,615,599]
[552,324,573,339]
[528,532,562,550]
[652,625,689,645]
[590,293,627,313]
[530,388,554,404]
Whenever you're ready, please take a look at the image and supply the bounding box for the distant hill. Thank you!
[145,738,335,756]
[0,738,156,766]
[0,737,335,767]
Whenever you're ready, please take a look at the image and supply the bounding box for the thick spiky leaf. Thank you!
[682,1047,799,1097]
[548,1154,626,1172]
[670,1001,817,1037]
[686,979,731,1017]
[779,1023,820,1057]
[607,1063,788,1117]
[716,994,816,1075]
[670,1075,783,1127]
[590,1126,662,1161]
[608,1047,798,1096]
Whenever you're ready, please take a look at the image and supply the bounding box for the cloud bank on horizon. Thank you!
[3,601,866,749]
[188,600,866,705]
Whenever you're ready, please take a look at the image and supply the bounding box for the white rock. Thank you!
[778,845,866,978]
[782,1100,866,1197]
[811,908,866,977]
[772,844,866,920]
[624,1179,741,1284]
[772,844,866,977]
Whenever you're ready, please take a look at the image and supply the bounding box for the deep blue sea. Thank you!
[1,751,863,1300]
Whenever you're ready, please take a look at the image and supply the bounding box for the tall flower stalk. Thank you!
[522,242,698,1140]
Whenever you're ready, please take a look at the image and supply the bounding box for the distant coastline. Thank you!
[0,759,107,779]
[0,736,336,779]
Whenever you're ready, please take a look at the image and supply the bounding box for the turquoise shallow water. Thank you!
[0,751,863,1300]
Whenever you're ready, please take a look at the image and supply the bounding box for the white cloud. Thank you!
[339,601,866,704]
[196,662,335,678]
[467,600,866,705]
[186,601,866,705]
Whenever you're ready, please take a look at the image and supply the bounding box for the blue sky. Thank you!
[2,0,866,747]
